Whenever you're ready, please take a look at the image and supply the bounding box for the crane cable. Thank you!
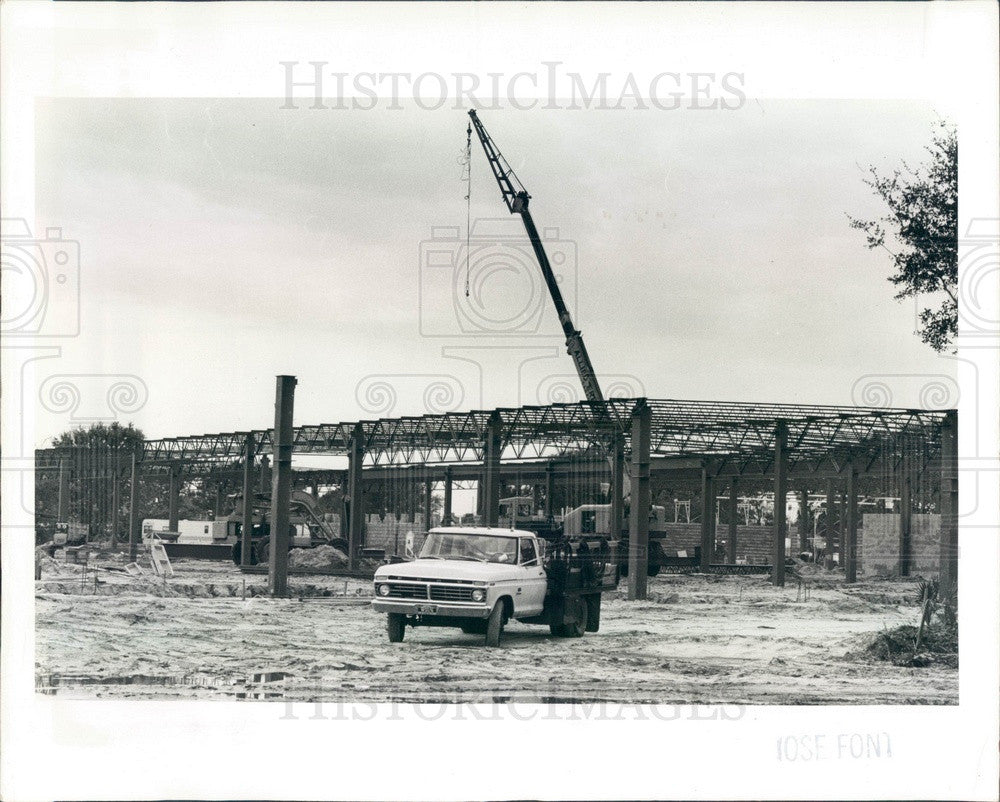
[463,121,472,297]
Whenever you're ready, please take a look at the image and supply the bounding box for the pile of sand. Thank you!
[288,545,349,570]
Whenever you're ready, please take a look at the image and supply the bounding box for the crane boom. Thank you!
[467,109,606,409]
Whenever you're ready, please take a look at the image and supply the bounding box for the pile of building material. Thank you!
[288,545,349,570]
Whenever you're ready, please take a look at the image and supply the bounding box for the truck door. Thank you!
[517,538,547,615]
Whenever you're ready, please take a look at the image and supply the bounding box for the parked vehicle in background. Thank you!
[563,503,672,577]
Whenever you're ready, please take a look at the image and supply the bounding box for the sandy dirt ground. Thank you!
[34,555,957,704]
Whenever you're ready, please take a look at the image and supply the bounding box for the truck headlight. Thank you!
[471,588,485,602]
[377,584,391,597]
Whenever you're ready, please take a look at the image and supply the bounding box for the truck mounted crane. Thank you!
[467,109,607,411]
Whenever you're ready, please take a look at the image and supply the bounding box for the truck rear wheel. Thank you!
[551,597,588,638]
[485,601,504,647]
[387,613,406,643]
[255,540,269,564]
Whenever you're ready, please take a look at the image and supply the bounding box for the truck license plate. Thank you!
[414,604,437,614]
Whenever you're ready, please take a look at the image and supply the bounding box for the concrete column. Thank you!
[346,423,365,570]
[845,462,859,584]
[424,478,434,529]
[825,478,837,567]
[610,436,625,541]
[939,410,958,591]
[483,411,502,527]
[168,466,180,533]
[699,469,715,570]
[900,440,912,577]
[727,476,738,564]
[241,433,255,567]
[268,375,296,597]
[627,400,651,600]
[772,420,788,587]
[128,452,141,563]
[544,462,555,519]
[443,467,454,525]
[57,458,69,521]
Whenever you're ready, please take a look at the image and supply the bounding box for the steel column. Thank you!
[727,476,738,564]
[168,466,180,533]
[443,467,454,525]
[128,452,141,563]
[57,458,69,521]
[544,462,554,520]
[900,441,912,577]
[699,469,715,570]
[845,462,859,584]
[424,478,434,529]
[258,454,270,496]
[483,411,502,527]
[798,487,809,553]
[825,478,837,567]
[347,423,365,570]
[610,436,625,540]
[111,454,120,548]
[939,410,958,591]
[627,400,651,600]
[772,420,788,587]
[268,375,296,597]
[241,433,255,567]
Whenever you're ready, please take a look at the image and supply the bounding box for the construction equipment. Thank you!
[467,110,606,411]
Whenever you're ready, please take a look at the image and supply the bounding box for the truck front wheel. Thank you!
[387,613,406,643]
[484,601,504,647]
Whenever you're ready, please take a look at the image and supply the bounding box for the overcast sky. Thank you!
[34,97,953,448]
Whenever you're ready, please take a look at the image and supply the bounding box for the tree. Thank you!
[37,422,146,536]
[849,122,957,352]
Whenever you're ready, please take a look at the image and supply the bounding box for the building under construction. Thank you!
[34,391,957,599]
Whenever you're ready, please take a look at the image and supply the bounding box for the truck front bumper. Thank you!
[372,599,491,618]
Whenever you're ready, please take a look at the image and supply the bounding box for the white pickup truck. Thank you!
[372,526,615,647]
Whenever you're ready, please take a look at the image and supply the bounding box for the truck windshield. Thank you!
[419,532,519,563]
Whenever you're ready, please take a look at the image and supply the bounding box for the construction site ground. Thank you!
[34,554,957,704]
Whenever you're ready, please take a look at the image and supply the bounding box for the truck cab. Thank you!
[372,526,615,647]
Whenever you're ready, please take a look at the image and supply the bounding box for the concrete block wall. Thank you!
[658,523,786,565]
[859,513,941,577]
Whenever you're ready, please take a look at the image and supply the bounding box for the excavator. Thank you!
[467,111,662,575]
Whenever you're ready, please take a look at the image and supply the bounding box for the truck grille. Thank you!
[429,585,474,602]
[385,582,428,599]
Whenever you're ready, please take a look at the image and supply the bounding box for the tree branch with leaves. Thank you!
[849,122,957,353]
